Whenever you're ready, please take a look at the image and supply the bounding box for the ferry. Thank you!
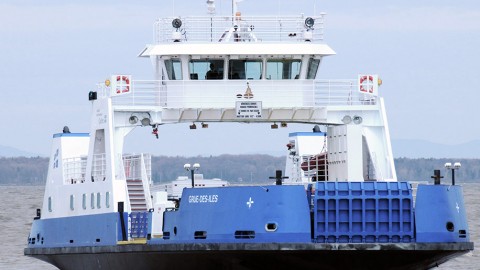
[25,1,473,269]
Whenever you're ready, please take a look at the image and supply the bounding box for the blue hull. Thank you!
[25,182,474,269]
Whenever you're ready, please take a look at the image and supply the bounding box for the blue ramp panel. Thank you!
[314,181,414,243]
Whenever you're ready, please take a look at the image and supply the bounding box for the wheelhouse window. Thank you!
[189,59,224,80]
[266,59,302,80]
[164,59,182,80]
[306,58,320,79]
[228,59,262,80]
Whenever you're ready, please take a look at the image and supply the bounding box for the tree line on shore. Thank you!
[1,156,478,185]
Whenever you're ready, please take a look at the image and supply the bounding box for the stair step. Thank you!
[128,190,144,194]
[129,195,145,199]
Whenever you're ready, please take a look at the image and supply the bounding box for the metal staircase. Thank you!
[123,154,152,212]
[126,179,148,212]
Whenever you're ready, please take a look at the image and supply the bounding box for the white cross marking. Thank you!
[246,197,254,209]
[456,202,460,213]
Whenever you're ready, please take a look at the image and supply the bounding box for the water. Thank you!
[1,184,479,270]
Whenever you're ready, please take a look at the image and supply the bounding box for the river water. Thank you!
[1,184,478,269]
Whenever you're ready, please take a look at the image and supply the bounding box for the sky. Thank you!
[1,0,479,158]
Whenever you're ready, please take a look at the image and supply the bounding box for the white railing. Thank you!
[92,153,107,182]
[123,154,152,183]
[155,15,325,43]
[98,79,377,109]
[63,156,87,184]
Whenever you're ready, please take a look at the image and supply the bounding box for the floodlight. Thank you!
[129,116,138,124]
[172,18,182,29]
[342,115,352,124]
[184,163,191,170]
[305,17,315,29]
[141,118,151,126]
[353,116,363,125]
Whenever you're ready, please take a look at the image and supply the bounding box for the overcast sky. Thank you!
[1,0,479,157]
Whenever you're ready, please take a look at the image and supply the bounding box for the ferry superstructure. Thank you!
[25,2,473,269]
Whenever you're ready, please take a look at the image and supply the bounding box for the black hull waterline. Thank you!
[25,242,473,270]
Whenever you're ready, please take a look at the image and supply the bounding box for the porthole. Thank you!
[446,222,454,232]
[265,222,278,232]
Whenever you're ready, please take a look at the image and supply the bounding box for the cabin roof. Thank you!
[139,43,336,57]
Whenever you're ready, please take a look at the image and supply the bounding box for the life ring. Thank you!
[359,75,374,93]
[116,75,130,94]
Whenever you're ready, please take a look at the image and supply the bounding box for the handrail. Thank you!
[154,15,325,44]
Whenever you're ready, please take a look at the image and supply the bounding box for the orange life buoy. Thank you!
[359,75,374,93]
[116,75,130,94]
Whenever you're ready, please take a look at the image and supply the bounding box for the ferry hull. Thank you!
[26,242,473,270]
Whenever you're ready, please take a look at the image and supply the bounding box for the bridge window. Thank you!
[228,59,262,80]
[82,194,87,210]
[306,58,320,79]
[189,59,224,80]
[266,59,301,80]
[48,196,52,212]
[164,59,182,80]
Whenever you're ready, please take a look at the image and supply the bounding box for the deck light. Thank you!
[201,122,208,128]
[271,123,278,129]
[281,122,288,128]
[184,163,200,188]
[445,162,461,185]
[190,123,197,129]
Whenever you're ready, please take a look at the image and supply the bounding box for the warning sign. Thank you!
[236,101,262,119]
